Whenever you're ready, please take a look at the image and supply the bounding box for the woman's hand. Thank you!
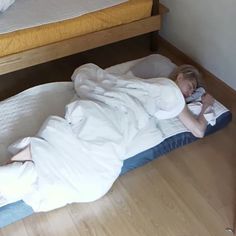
[201,93,214,108]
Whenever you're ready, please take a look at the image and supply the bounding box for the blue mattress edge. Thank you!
[121,111,232,175]
[0,111,232,228]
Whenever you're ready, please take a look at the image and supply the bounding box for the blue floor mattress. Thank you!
[0,110,232,228]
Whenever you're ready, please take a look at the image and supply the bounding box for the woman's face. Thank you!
[176,73,197,98]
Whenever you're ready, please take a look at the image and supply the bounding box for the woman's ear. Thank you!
[176,73,184,83]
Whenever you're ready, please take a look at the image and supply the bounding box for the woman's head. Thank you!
[170,65,204,98]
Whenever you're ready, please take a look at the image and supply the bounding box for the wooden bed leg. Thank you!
[150,31,159,51]
[150,0,159,51]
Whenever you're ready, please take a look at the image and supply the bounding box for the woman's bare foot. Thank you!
[10,146,33,163]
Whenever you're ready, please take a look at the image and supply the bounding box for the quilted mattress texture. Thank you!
[0,0,152,57]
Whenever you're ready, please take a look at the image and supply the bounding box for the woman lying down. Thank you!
[0,63,214,212]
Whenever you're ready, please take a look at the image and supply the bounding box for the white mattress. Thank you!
[0,55,229,165]
[0,0,127,34]
[0,82,74,164]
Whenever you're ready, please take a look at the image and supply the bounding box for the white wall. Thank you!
[160,0,236,91]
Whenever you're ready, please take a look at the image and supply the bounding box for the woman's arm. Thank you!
[178,93,215,138]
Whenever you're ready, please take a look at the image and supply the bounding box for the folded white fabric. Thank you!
[0,0,15,12]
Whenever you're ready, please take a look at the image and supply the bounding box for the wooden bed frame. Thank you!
[0,0,168,75]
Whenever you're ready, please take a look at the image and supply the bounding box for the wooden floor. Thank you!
[0,35,235,236]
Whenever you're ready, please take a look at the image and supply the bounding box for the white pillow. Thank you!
[0,0,15,13]
[130,54,177,79]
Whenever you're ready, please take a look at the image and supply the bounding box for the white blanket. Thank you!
[2,64,185,212]
[0,0,127,34]
[71,63,185,156]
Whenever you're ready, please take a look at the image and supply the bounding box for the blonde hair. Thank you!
[170,64,204,88]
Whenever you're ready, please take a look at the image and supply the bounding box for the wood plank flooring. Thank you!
[0,35,235,235]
